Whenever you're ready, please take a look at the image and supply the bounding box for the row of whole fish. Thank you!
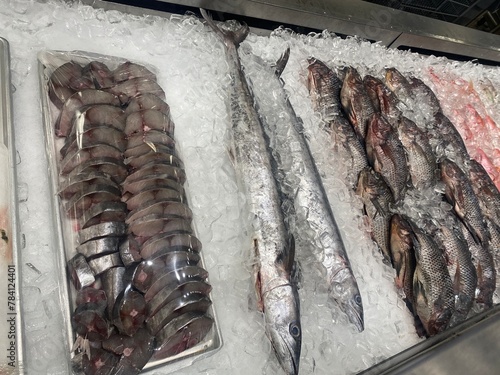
[201,9,365,375]
[307,58,500,337]
[48,58,213,374]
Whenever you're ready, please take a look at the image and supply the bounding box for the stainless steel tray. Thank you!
[37,49,222,374]
[0,37,25,374]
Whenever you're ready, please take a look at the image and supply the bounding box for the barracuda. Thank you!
[201,9,301,375]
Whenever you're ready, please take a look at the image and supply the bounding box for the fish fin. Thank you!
[453,262,462,294]
[252,238,264,312]
[273,47,290,78]
[369,197,386,219]
[200,8,249,48]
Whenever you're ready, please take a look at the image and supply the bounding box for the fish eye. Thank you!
[289,322,300,338]
[355,294,362,305]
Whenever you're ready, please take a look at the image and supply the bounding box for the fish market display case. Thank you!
[1,0,500,374]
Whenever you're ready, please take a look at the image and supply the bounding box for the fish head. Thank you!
[363,75,382,111]
[264,284,301,375]
[306,58,331,93]
[390,214,412,280]
[329,268,364,332]
[384,68,408,94]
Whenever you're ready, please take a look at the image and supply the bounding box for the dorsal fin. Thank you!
[274,47,290,78]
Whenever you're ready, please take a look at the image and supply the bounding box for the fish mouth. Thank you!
[343,297,364,332]
[269,331,300,375]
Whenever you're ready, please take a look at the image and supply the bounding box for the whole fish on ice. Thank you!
[252,53,364,331]
[201,9,301,375]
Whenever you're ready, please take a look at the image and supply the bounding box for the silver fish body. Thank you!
[469,158,500,226]
[201,10,301,375]
[253,54,364,331]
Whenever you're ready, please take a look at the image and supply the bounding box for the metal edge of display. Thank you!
[0,37,25,374]
[36,49,223,374]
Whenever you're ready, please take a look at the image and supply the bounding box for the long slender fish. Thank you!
[201,10,301,375]
[253,53,364,331]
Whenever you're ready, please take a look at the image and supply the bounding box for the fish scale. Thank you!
[365,113,409,202]
[410,220,455,336]
[357,168,394,263]
[397,116,438,190]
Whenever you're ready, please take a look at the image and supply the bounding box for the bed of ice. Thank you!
[1,1,499,374]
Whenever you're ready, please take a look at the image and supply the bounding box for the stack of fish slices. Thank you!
[48,58,213,374]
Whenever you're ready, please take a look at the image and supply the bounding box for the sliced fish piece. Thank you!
[128,213,193,237]
[143,265,208,303]
[78,221,127,244]
[112,288,147,336]
[126,200,192,225]
[146,293,211,335]
[124,142,175,159]
[81,347,120,375]
[123,164,186,186]
[119,236,143,266]
[147,280,212,318]
[106,77,165,101]
[88,252,124,276]
[132,250,200,293]
[102,328,155,375]
[124,109,174,136]
[83,61,115,89]
[67,157,128,184]
[79,201,128,229]
[77,236,123,259]
[75,287,108,313]
[56,89,121,137]
[140,233,202,260]
[101,266,127,319]
[124,93,170,116]
[113,62,157,83]
[124,188,187,211]
[65,184,122,219]
[68,253,95,289]
[58,171,121,199]
[122,176,185,197]
[61,125,127,157]
[126,129,176,150]
[68,104,126,139]
[60,143,123,175]
[72,306,111,342]
[153,312,213,360]
[48,61,86,109]
[124,150,184,170]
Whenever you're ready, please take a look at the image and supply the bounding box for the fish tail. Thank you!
[274,47,290,78]
[200,8,249,48]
